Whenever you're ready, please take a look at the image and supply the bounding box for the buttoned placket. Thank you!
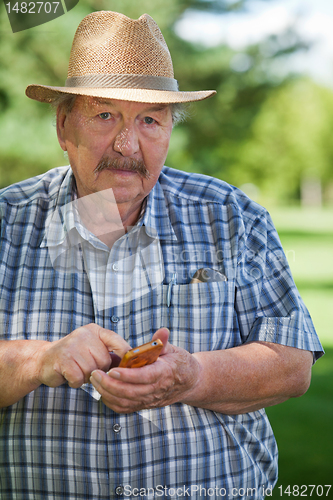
[80,224,165,335]
[80,237,125,332]
[71,216,167,492]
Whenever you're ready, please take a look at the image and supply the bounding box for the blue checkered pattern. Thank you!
[0,166,323,499]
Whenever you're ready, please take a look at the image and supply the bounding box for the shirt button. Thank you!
[113,423,122,433]
[112,263,119,271]
[111,315,119,323]
[115,486,123,495]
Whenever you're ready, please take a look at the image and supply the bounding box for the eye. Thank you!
[143,116,156,125]
[99,112,112,120]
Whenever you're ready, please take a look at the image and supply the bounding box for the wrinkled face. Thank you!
[57,96,173,209]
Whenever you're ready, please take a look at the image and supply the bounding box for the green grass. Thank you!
[270,206,333,347]
[268,207,333,234]
[266,348,333,498]
[278,232,333,347]
[264,207,333,498]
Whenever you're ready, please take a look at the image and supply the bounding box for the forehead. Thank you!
[73,96,171,116]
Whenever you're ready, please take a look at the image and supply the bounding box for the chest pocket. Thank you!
[163,281,237,353]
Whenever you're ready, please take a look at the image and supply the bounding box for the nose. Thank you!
[113,125,139,157]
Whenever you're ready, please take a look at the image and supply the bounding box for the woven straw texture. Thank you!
[68,11,174,79]
[26,11,216,104]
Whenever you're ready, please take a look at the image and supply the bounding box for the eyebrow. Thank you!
[93,99,116,107]
[145,105,169,112]
[93,99,168,113]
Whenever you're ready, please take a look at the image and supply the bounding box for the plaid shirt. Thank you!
[0,166,323,499]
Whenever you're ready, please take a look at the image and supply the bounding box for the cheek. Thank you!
[65,146,98,187]
[66,135,105,170]
[64,115,106,159]
[144,132,171,166]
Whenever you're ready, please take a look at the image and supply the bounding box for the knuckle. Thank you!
[66,376,84,389]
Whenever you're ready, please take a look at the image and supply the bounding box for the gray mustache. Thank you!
[94,156,150,179]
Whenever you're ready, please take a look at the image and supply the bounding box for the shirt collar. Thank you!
[40,168,76,248]
[141,178,177,242]
[41,168,178,249]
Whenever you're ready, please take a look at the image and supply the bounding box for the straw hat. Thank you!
[26,11,216,104]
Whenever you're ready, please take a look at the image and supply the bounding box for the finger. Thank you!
[151,328,170,354]
[91,369,156,399]
[93,325,131,357]
[90,370,159,412]
[56,344,109,386]
[69,339,111,376]
[107,356,171,387]
[62,326,112,372]
[151,328,178,358]
[88,372,135,412]
[74,324,129,371]
[102,393,144,414]
[61,362,86,388]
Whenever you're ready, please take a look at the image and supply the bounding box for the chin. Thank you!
[111,188,143,204]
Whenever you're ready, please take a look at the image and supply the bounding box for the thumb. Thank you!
[97,326,131,358]
[151,327,170,355]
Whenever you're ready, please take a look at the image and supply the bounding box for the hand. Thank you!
[89,328,202,413]
[35,324,131,389]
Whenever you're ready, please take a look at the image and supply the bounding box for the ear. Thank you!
[56,106,68,151]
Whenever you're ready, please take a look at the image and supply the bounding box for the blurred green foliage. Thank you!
[267,347,333,497]
[1,0,333,202]
[266,207,333,497]
[232,80,333,204]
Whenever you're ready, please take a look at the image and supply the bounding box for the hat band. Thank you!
[65,73,179,91]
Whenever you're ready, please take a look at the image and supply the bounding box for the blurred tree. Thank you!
[230,78,333,205]
[166,23,310,182]
[0,3,86,186]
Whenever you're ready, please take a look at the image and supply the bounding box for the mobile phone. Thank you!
[118,339,164,368]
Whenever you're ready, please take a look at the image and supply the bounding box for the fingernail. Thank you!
[108,370,120,379]
[90,371,102,384]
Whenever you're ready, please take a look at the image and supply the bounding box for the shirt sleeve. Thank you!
[235,210,324,362]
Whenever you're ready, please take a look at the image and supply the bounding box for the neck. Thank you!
[75,191,144,248]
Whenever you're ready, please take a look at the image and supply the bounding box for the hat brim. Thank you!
[25,84,216,104]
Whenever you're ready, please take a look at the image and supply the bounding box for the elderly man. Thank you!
[0,10,323,500]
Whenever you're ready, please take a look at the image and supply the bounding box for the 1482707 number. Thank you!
[5,2,60,14]
[278,485,332,497]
